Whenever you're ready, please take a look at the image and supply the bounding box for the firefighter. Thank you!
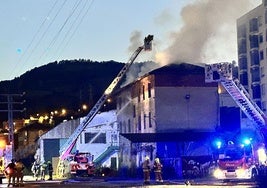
[153,158,163,183]
[5,159,16,187]
[142,156,151,184]
[31,160,40,181]
[40,161,47,180]
[15,159,25,186]
[47,161,53,180]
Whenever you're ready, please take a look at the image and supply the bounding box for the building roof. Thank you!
[150,63,204,75]
[117,63,217,92]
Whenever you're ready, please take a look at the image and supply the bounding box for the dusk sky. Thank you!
[0,0,261,81]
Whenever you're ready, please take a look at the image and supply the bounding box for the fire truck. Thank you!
[65,152,95,177]
[212,138,265,180]
[205,62,267,180]
[56,35,154,178]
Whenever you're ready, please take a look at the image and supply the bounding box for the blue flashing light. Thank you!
[243,138,252,146]
[214,140,222,149]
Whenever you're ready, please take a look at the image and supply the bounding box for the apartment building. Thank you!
[237,0,267,116]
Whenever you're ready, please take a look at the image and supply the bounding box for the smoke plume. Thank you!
[156,0,260,66]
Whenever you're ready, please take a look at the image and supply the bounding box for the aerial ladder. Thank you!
[59,35,153,162]
[205,62,267,142]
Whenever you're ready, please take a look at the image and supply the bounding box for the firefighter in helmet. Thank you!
[142,156,151,184]
[153,158,163,182]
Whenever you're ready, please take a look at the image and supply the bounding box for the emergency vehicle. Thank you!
[64,152,95,177]
[212,139,265,180]
[205,62,267,180]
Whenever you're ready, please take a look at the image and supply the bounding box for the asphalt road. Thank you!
[0,176,264,188]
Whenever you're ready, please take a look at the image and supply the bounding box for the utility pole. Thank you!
[0,93,25,160]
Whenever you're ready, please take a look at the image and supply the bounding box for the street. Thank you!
[0,176,264,188]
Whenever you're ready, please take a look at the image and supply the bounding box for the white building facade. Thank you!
[38,110,119,170]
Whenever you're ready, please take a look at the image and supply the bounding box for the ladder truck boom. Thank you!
[205,62,266,139]
[59,35,153,160]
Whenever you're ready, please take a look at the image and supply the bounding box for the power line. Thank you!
[36,0,84,65]
[23,0,68,71]
[11,0,61,79]
[56,0,95,59]
[53,0,94,59]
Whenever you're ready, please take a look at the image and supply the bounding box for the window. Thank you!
[142,85,145,100]
[84,133,95,143]
[239,56,247,70]
[148,83,152,98]
[265,0,267,6]
[249,35,259,49]
[128,119,131,133]
[94,133,106,143]
[249,18,258,33]
[259,33,263,43]
[240,72,248,85]
[261,66,265,77]
[250,50,259,66]
[138,86,141,102]
[133,105,136,118]
[260,50,264,61]
[237,24,246,38]
[143,114,146,129]
[138,115,141,131]
[251,67,260,82]
[85,133,106,144]
[252,84,261,99]
[238,38,246,54]
[149,112,152,128]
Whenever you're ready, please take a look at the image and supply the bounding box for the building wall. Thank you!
[117,75,156,169]
[117,65,220,173]
[155,86,218,131]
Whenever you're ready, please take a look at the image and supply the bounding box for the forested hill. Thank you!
[0,59,130,123]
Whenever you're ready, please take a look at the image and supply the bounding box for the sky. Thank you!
[0,0,262,81]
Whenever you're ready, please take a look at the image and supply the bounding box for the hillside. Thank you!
[0,59,127,123]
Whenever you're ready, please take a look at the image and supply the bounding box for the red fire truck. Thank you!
[68,152,95,177]
[212,139,265,180]
[205,63,267,180]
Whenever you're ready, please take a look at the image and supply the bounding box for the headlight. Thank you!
[213,168,224,178]
[236,168,245,177]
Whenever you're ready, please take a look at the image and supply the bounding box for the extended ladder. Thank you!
[59,35,153,160]
[205,62,266,128]
[221,79,265,127]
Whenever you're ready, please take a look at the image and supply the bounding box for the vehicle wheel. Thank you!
[251,168,258,181]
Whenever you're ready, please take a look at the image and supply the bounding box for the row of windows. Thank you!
[137,112,153,131]
[138,83,152,102]
[249,10,267,33]
[119,112,154,133]
[118,83,153,110]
